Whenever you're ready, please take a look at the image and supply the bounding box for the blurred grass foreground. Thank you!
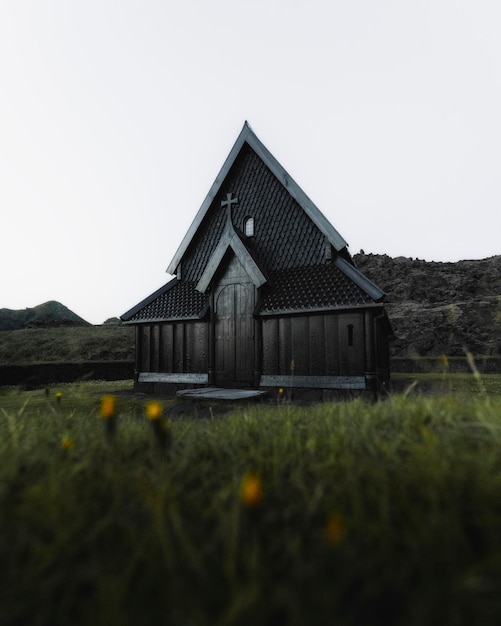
[2,381,501,625]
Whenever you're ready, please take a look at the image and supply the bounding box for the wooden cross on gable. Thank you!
[221,193,239,224]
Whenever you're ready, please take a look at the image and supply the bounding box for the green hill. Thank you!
[0,301,90,331]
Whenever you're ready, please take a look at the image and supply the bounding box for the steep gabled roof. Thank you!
[166,122,348,276]
[120,123,389,325]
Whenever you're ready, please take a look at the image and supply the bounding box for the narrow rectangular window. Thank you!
[348,324,354,347]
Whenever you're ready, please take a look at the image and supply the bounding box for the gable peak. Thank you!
[166,123,348,276]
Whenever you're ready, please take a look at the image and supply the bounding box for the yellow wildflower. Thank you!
[61,436,74,450]
[438,354,449,372]
[324,512,346,547]
[145,401,163,420]
[240,472,263,508]
[100,395,116,419]
[420,425,434,444]
[55,392,62,403]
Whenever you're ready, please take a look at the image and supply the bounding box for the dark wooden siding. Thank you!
[137,322,208,373]
[262,318,279,373]
[309,315,325,375]
[324,316,339,375]
[139,326,150,371]
[262,311,367,377]
[151,325,160,372]
[160,325,173,371]
[338,312,365,375]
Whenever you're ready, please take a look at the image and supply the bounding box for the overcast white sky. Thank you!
[1,1,500,324]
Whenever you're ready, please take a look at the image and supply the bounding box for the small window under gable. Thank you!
[243,216,254,237]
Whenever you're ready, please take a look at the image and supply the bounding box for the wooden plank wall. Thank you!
[137,322,208,374]
[136,312,376,379]
[262,311,366,377]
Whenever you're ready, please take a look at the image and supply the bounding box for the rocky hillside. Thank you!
[354,253,501,357]
[0,301,90,331]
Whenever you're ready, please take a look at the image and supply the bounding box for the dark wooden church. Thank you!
[121,123,392,398]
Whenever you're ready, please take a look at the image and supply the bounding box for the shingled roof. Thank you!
[122,255,385,324]
[122,278,208,323]
[260,260,384,315]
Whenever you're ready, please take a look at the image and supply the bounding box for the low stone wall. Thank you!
[0,361,134,388]
[391,356,501,374]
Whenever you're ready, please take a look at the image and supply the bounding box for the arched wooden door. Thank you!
[215,281,255,387]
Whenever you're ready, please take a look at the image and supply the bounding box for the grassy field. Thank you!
[0,326,134,364]
[392,372,501,395]
[1,380,501,625]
